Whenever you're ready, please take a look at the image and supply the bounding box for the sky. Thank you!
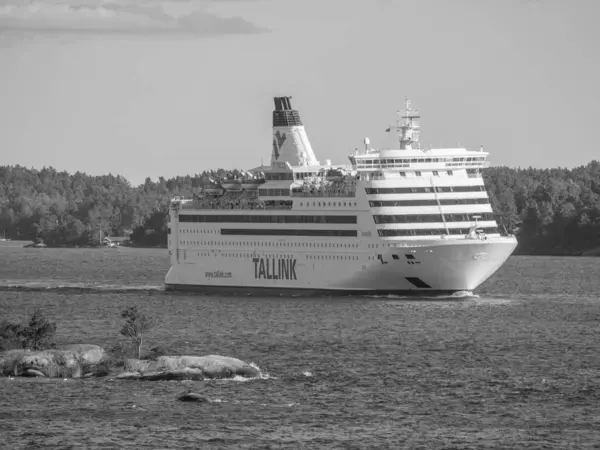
[0,0,599,186]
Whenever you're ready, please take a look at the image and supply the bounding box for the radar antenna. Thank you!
[385,98,421,150]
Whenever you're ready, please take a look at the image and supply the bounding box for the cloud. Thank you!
[0,0,268,36]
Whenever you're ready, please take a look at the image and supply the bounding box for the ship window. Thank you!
[432,170,439,176]
[415,171,422,176]
[447,170,454,175]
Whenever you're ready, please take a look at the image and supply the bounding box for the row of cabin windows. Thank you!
[308,255,359,260]
[361,169,480,177]
[262,167,479,183]
[259,184,490,197]
[366,170,453,177]
[259,188,290,196]
[178,241,360,248]
[369,198,491,207]
[265,171,337,181]
[177,239,384,250]
[299,201,358,207]
[365,185,485,194]
[373,213,496,224]
[356,157,486,164]
[179,215,357,224]
[378,227,499,237]
[414,170,453,177]
[179,228,218,234]
[258,188,359,203]
[189,252,361,261]
[295,172,317,180]
[264,173,294,181]
[221,229,357,237]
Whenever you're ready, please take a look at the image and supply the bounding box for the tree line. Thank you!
[0,166,238,248]
[1,162,599,255]
[485,161,600,255]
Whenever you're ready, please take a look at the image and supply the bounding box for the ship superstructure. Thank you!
[165,97,517,295]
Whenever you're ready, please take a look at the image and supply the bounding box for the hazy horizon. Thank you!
[1,0,599,186]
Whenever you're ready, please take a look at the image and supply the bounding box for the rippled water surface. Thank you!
[1,245,599,449]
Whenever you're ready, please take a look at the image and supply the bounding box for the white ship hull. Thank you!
[165,236,517,296]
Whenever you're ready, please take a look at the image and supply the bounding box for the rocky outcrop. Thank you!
[0,344,107,378]
[56,344,105,362]
[117,355,260,381]
[178,392,210,402]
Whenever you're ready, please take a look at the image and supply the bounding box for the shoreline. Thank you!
[11,243,167,250]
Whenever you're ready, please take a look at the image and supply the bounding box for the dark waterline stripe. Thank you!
[165,283,472,298]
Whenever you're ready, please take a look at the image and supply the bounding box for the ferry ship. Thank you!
[165,97,518,296]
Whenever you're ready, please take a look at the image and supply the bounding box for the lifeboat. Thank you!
[241,178,266,190]
[204,183,224,195]
[221,178,242,190]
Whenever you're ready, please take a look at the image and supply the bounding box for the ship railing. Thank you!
[264,203,293,210]
[445,162,489,168]
[180,199,293,210]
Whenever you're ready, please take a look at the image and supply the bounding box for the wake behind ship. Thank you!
[165,97,517,295]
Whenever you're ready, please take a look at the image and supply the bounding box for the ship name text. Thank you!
[253,257,297,280]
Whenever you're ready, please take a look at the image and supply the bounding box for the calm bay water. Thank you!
[0,245,599,449]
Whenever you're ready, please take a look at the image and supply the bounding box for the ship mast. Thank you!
[386,98,421,150]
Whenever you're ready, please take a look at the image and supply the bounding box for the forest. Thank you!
[1,162,599,255]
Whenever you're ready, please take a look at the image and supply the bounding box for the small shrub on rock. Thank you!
[104,341,134,368]
[0,309,56,351]
[0,321,24,350]
[119,305,155,359]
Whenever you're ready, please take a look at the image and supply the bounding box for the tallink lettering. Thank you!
[252,258,297,280]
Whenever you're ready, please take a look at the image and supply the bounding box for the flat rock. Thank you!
[123,359,152,373]
[0,349,30,374]
[118,354,260,381]
[55,344,105,364]
[0,344,107,378]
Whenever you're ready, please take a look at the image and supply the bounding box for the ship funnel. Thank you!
[271,96,319,167]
